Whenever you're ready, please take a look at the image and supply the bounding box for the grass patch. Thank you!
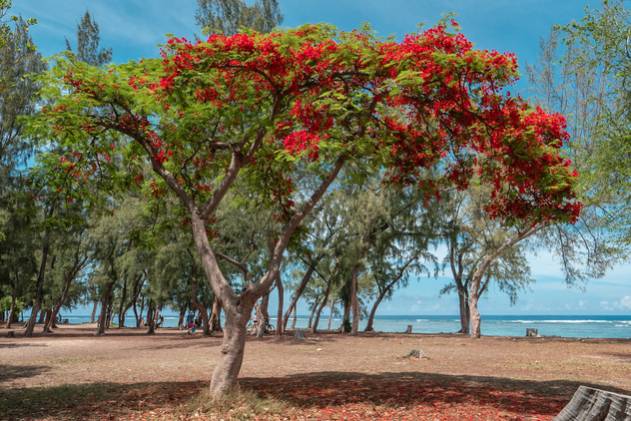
[182,388,290,419]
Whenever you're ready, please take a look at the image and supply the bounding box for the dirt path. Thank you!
[1,325,629,420]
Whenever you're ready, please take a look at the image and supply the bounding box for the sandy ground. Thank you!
[1,324,629,420]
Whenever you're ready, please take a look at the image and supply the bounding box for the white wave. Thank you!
[415,319,429,322]
[511,319,612,324]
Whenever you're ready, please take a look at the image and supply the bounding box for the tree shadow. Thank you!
[240,371,630,418]
[0,364,50,383]
[0,380,205,420]
[3,371,628,420]
[0,343,47,349]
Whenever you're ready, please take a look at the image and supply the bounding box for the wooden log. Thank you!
[554,386,631,421]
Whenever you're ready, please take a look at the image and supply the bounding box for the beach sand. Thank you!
[1,324,629,420]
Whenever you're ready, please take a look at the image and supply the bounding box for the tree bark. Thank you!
[307,297,319,330]
[146,299,155,335]
[327,302,334,331]
[311,279,332,334]
[350,267,360,335]
[555,386,631,420]
[255,292,270,338]
[275,274,284,336]
[96,281,114,336]
[210,297,222,332]
[177,306,186,329]
[105,299,113,329]
[341,294,351,333]
[291,306,297,330]
[46,266,79,333]
[191,277,211,335]
[365,290,386,332]
[209,305,251,398]
[42,309,52,333]
[469,273,482,338]
[457,285,470,334]
[90,300,98,324]
[283,265,315,330]
[118,277,128,328]
[6,296,16,329]
[24,207,54,337]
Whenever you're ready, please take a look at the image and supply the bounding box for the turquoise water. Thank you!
[54,313,631,339]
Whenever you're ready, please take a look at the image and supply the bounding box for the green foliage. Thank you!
[196,0,282,35]
[0,295,25,312]
[65,11,112,66]
[529,0,630,247]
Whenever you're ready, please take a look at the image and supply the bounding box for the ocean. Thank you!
[51,313,631,339]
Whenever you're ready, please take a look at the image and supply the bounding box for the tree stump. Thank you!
[526,328,539,337]
[7,330,15,338]
[294,330,305,340]
[554,386,631,421]
[404,324,412,334]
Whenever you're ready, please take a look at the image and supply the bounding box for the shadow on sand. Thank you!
[2,369,629,420]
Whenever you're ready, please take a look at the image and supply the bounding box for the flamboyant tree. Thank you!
[30,22,580,396]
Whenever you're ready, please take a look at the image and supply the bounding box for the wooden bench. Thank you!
[555,386,631,420]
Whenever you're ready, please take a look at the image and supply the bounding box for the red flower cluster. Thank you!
[51,22,581,226]
[282,130,321,160]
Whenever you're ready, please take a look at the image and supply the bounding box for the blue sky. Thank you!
[12,0,629,315]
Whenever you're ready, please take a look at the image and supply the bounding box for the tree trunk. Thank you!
[200,304,211,336]
[311,280,332,334]
[283,265,315,330]
[105,299,113,329]
[118,278,128,328]
[307,297,319,330]
[24,209,53,338]
[255,292,270,338]
[90,300,98,323]
[146,299,155,335]
[209,305,251,398]
[178,306,186,329]
[191,278,211,335]
[327,302,334,331]
[365,290,386,332]
[6,296,16,329]
[275,275,284,336]
[555,386,631,421]
[42,309,53,333]
[457,286,470,334]
[210,297,222,332]
[341,295,351,333]
[47,304,61,332]
[96,281,114,336]
[469,275,482,338]
[291,307,297,330]
[350,268,360,335]
[24,305,40,337]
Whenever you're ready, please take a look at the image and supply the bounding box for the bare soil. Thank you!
[1,324,629,420]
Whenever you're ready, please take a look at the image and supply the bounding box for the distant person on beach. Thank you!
[187,320,196,335]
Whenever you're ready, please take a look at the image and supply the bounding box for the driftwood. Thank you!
[294,330,305,340]
[554,386,631,421]
[404,324,412,334]
[6,330,14,338]
[403,349,427,359]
